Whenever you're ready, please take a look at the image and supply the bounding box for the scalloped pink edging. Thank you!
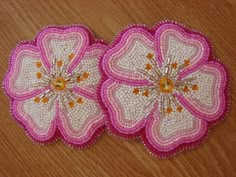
[101,20,230,158]
[2,24,108,149]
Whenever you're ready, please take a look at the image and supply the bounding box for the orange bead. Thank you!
[133,88,139,95]
[77,76,83,83]
[68,53,75,60]
[34,97,40,103]
[177,106,183,112]
[77,97,83,104]
[36,72,42,79]
[36,61,42,68]
[166,107,173,114]
[57,60,63,67]
[184,59,190,67]
[68,101,75,108]
[42,97,49,103]
[171,63,178,69]
[183,86,189,93]
[146,53,154,59]
[145,63,152,71]
[82,72,90,79]
[192,84,199,91]
[142,89,149,97]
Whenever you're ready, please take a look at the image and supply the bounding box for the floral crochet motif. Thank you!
[101,21,229,157]
[4,25,107,146]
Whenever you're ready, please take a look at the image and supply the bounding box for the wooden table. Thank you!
[0,0,235,176]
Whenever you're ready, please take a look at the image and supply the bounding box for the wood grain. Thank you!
[0,0,235,176]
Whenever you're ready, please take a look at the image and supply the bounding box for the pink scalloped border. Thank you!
[3,24,108,148]
[101,20,230,158]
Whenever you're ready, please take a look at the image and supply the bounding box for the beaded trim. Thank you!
[3,25,108,147]
[101,21,229,158]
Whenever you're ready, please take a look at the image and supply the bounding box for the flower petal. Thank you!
[145,104,207,154]
[57,94,105,145]
[37,26,89,72]
[155,22,210,77]
[72,44,106,97]
[103,27,154,85]
[176,61,227,121]
[12,97,58,142]
[4,45,47,99]
[102,79,157,135]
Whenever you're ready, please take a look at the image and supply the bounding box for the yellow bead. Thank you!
[159,77,174,93]
[52,77,67,91]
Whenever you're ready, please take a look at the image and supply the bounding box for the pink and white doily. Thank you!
[3,25,107,147]
[101,21,229,157]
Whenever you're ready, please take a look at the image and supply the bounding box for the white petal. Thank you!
[13,97,57,140]
[102,80,157,134]
[5,45,46,99]
[103,28,154,84]
[146,104,207,152]
[58,95,105,144]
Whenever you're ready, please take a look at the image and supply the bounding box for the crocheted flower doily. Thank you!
[3,25,107,147]
[101,21,229,157]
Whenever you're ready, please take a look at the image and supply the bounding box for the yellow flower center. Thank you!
[159,77,174,93]
[52,77,67,91]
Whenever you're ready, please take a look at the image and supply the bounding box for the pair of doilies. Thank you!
[3,21,229,158]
